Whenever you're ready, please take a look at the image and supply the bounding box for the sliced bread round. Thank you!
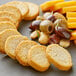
[0,11,19,28]
[0,5,22,22]
[15,40,38,66]
[0,17,15,25]
[6,1,29,18]
[24,2,39,20]
[28,45,50,72]
[0,29,20,54]
[5,35,28,59]
[0,21,16,32]
[46,44,72,71]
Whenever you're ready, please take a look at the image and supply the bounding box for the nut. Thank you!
[30,30,40,39]
[36,16,45,20]
[59,39,70,48]
[38,32,49,45]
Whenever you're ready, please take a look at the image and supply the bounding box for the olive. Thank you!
[54,12,67,23]
[40,20,54,34]
[29,20,41,31]
[55,25,71,39]
[49,34,60,44]
[54,19,68,29]
[46,15,56,22]
[43,12,51,18]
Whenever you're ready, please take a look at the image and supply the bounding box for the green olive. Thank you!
[54,12,67,22]
[40,20,54,34]
[54,19,68,29]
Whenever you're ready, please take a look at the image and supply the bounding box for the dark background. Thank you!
[0,0,76,76]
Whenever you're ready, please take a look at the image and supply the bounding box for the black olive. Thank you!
[29,20,41,31]
[46,15,56,22]
[49,34,60,44]
[55,26,71,39]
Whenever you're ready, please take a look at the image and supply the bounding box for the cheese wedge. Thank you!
[54,1,76,11]
[40,0,64,12]
[67,12,76,18]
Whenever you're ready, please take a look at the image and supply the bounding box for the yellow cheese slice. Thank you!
[40,0,64,12]
[61,6,76,13]
[67,18,76,22]
[67,12,76,18]
[68,22,76,29]
[54,1,76,11]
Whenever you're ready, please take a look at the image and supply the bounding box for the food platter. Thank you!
[0,0,76,76]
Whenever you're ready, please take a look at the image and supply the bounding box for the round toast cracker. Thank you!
[6,1,29,19]
[0,5,22,22]
[5,35,28,59]
[0,11,19,28]
[28,45,50,72]
[46,44,72,71]
[24,2,39,20]
[0,21,16,32]
[15,40,38,66]
[0,18,15,25]
[0,29,21,54]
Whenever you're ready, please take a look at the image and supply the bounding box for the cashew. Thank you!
[36,16,45,20]
[30,30,40,39]
[59,39,70,48]
[54,12,67,22]
[38,32,49,45]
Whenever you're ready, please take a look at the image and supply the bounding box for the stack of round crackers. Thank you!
[0,1,72,72]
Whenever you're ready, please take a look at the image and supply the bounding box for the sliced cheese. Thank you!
[67,12,76,18]
[54,1,76,11]
[68,22,76,29]
[68,18,76,22]
[61,6,76,13]
[40,0,64,12]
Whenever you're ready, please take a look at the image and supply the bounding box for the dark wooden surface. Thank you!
[0,0,76,76]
